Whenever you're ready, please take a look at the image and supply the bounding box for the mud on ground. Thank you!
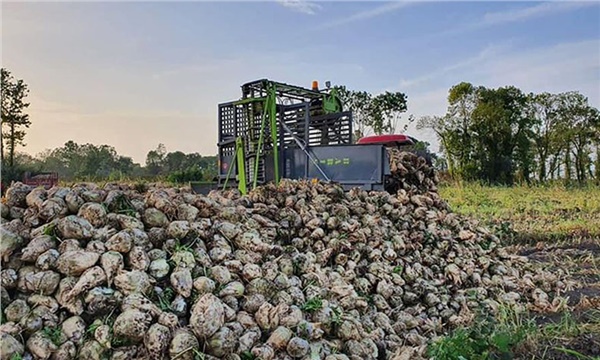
[513,238,600,359]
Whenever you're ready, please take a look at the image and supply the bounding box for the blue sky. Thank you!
[2,0,599,163]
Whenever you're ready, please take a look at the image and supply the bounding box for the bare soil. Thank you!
[514,239,600,360]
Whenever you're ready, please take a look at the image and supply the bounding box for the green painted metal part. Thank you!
[230,79,343,193]
[220,136,248,195]
[222,137,239,191]
[236,137,247,195]
[233,97,267,105]
[323,88,343,113]
[269,84,280,185]
[250,82,281,191]
[252,94,269,190]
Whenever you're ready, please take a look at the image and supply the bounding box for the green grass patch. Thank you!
[439,182,600,243]
[427,304,538,360]
[428,305,600,360]
[301,296,324,312]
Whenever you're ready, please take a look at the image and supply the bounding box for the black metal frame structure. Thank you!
[188,78,397,195]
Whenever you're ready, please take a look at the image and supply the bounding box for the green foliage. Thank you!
[146,143,217,182]
[111,193,137,216]
[167,165,204,183]
[5,140,218,185]
[240,351,256,360]
[427,305,537,360]
[153,287,176,312]
[334,85,410,138]
[42,326,64,346]
[301,296,323,312]
[418,82,600,185]
[34,140,139,180]
[439,181,600,243]
[1,67,31,168]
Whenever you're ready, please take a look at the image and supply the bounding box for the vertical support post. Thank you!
[304,103,310,178]
[269,84,280,185]
[236,137,247,195]
[253,97,269,190]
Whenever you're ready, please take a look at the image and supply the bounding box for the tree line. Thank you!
[1,67,217,185]
[333,81,599,185]
[416,82,600,185]
[2,66,599,186]
[5,141,217,184]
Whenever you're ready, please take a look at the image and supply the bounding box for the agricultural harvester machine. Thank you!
[190,79,428,195]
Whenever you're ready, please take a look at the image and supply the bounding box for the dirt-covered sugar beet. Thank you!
[0,151,576,360]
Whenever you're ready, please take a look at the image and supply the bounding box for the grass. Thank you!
[428,303,538,360]
[300,296,324,312]
[428,305,600,360]
[439,182,600,243]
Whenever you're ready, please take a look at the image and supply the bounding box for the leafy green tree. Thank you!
[334,86,409,139]
[416,115,457,175]
[471,85,533,184]
[35,141,138,181]
[419,82,548,184]
[334,86,373,140]
[163,151,187,173]
[526,92,562,181]
[446,82,480,180]
[1,68,31,167]
[370,91,409,134]
[417,82,480,180]
[555,91,600,182]
[145,143,167,175]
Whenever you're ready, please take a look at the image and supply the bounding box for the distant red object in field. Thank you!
[22,172,59,189]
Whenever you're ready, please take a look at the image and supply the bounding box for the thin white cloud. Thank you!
[432,1,600,39]
[398,42,513,89]
[402,39,600,152]
[481,1,598,26]
[314,1,415,30]
[482,39,600,100]
[310,1,596,33]
[276,0,322,15]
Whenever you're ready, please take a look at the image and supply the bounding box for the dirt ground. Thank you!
[514,239,600,360]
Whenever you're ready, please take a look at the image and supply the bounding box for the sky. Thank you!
[2,0,599,164]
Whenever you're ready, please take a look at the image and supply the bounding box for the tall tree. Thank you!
[471,85,532,184]
[145,143,167,175]
[416,115,457,174]
[334,86,374,140]
[163,151,187,173]
[1,68,31,167]
[369,91,409,134]
[428,82,481,180]
[527,92,562,181]
[334,86,409,139]
[555,91,600,182]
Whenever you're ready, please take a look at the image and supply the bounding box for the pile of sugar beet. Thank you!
[0,150,576,360]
